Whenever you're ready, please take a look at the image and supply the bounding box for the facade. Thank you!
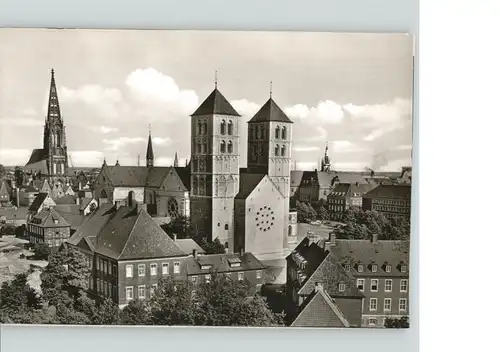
[27,193,57,221]
[26,208,71,250]
[327,182,378,220]
[24,69,69,184]
[328,234,410,327]
[287,210,298,244]
[290,170,304,199]
[362,184,412,221]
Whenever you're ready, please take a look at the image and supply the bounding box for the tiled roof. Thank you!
[54,194,77,205]
[363,184,411,199]
[290,287,350,328]
[55,210,86,231]
[53,204,81,214]
[329,238,410,277]
[248,98,293,123]
[94,207,186,260]
[67,203,116,248]
[185,252,266,276]
[145,167,171,188]
[173,167,191,191]
[235,173,266,199]
[104,166,150,187]
[317,171,368,189]
[0,207,29,220]
[28,193,49,212]
[290,171,304,188]
[174,238,205,255]
[0,181,12,196]
[79,198,93,211]
[32,208,71,228]
[191,88,240,117]
[22,186,39,193]
[25,149,47,166]
[328,183,378,198]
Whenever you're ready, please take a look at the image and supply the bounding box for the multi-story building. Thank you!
[26,208,71,250]
[362,184,412,221]
[328,233,410,327]
[27,193,56,221]
[327,182,378,220]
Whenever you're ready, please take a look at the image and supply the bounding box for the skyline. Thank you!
[0,29,414,171]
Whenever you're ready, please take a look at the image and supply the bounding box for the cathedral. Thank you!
[25,69,69,184]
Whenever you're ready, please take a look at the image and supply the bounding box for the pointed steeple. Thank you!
[47,69,62,122]
[115,159,120,166]
[248,92,293,124]
[146,125,154,168]
[102,157,107,167]
[191,72,240,117]
[174,151,179,167]
[321,142,331,172]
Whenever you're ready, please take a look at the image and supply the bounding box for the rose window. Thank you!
[168,198,179,217]
[254,206,275,232]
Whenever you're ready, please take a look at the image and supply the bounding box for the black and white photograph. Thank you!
[0,29,413,328]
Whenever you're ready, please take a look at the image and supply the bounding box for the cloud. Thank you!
[152,137,172,146]
[295,161,319,170]
[102,137,146,151]
[125,68,199,118]
[285,100,345,125]
[88,126,119,134]
[330,140,364,153]
[0,149,31,166]
[69,151,104,167]
[231,99,260,119]
[395,144,412,151]
[59,85,123,119]
[293,145,321,152]
[363,129,385,142]
[1,117,43,127]
[344,98,412,125]
[332,161,367,171]
[155,157,174,166]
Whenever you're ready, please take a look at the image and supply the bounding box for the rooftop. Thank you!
[185,252,266,276]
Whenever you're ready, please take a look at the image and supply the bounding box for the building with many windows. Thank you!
[26,208,71,250]
[327,182,377,220]
[362,184,412,221]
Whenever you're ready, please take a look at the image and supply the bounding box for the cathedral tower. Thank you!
[146,126,154,168]
[247,85,293,248]
[190,77,241,251]
[320,142,331,172]
[43,69,68,183]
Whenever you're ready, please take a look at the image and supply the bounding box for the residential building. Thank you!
[0,180,12,206]
[327,233,410,327]
[327,182,378,220]
[19,186,39,207]
[362,184,412,221]
[26,208,71,250]
[290,170,304,199]
[27,193,56,221]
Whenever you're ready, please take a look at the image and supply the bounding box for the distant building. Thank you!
[287,210,298,244]
[0,207,29,226]
[19,186,39,207]
[27,193,56,221]
[0,180,12,206]
[290,170,304,199]
[362,184,412,221]
[398,166,412,184]
[26,208,71,250]
[327,182,378,220]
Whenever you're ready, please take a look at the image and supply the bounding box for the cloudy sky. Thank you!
[0,29,414,171]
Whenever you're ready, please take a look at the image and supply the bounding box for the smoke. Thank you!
[371,152,390,171]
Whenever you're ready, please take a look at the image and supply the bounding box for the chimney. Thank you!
[192,249,197,259]
[76,197,80,205]
[173,233,177,241]
[314,282,324,292]
[371,234,379,243]
[355,182,359,187]
[328,232,336,246]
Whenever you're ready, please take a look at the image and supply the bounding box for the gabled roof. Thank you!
[173,238,205,255]
[55,210,86,231]
[363,184,412,199]
[248,98,293,123]
[53,204,81,214]
[145,167,171,188]
[191,88,240,117]
[184,252,266,276]
[0,207,29,220]
[31,208,70,228]
[104,166,150,187]
[290,171,304,188]
[28,193,49,212]
[54,194,77,205]
[235,173,266,199]
[67,203,116,248]
[25,149,47,166]
[94,207,186,260]
[328,183,378,198]
[317,171,368,189]
[173,167,191,191]
[290,287,350,328]
[79,198,93,211]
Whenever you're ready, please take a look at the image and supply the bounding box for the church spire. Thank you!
[146,125,154,168]
[47,68,62,122]
[321,142,331,172]
[174,151,179,167]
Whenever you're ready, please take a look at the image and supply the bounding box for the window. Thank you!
[227,120,233,135]
[151,284,157,295]
[220,140,226,153]
[220,120,226,135]
[256,270,262,279]
[356,279,365,291]
[224,224,229,231]
[400,279,408,292]
[358,265,364,273]
[338,283,346,292]
[281,145,285,157]
[227,140,233,153]
[150,263,157,276]
[126,264,133,278]
[371,279,379,292]
[275,126,280,139]
[138,264,145,277]
[282,126,287,140]
[371,264,378,273]
[368,318,377,326]
[260,125,265,139]
[275,145,279,156]
[174,262,180,274]
[138,285,146,299]
[384,298,392,311]
[401,265,408,273]
[385,279,393,292]
[205,274,211,283]
[197,143,202,153]
[399,298,408,311]
[369,298,377,311]
[386,265,392,273]
[126,286,133,300]
[162,263,169,275]
[238,272,244,281]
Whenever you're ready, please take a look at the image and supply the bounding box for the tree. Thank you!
[92,298,120,325]
[161,215,190,239]
[318,206,329,221]
[149,276,196,325]
[296,201,310,223]
[0,223,16,237]
[198,237,226,254]
[33,243,51,260]
[385,316,410,328]
[14,166,24,188]
[121,299,152,325]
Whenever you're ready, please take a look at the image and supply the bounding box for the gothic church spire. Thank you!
[146,125,154,168]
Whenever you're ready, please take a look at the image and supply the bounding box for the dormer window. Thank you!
[386,265,392,273]
[228,257,242,268]
[358,264,364,273]
[401,265,407,273]
[371,264,378,273]
[344,264,351,272]
[338,283,346,292]
[201,264,212,270]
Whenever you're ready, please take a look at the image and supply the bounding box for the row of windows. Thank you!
[372,199,410,207]
[29,236,67,247]
[97,278,116,299]
[195,142,208,154]
[196,121,208,136]
[373,205,411,214]
[368,298,408,312]
[125,262,180,278]
[274,145,287,157]
[220,120,234,135]
[344,263,407,274]
[329,205,344,212]
[356,278,408,293]
[219,140,234,153]
[328,198,346,204]
[249,125,288,141]
[97,257,117,276]
[126,284,154,300]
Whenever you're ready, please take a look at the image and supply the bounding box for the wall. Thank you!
[113,187,144,203]
[335,297,363,327]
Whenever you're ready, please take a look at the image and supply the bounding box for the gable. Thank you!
[246,175,283,202]
[160,169,187,192]
[291,291,348,328]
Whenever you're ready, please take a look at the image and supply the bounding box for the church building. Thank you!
[25,69,69,184]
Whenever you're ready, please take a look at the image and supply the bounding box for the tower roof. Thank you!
[47,69,62,121]
[191,88,240,117]
[146,130,154,161]
[248,97,293,123]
